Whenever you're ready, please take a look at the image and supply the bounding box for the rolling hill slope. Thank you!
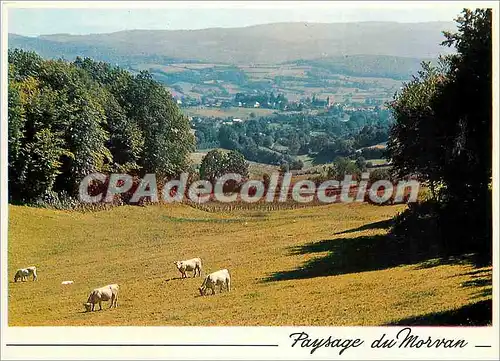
[8,203,491,326]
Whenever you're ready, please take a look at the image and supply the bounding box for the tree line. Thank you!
[8,50,195,206]
[387,9,492,260]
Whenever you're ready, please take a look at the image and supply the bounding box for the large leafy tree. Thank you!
[7,65,26,200]
[387,8,492,256]
[439,9,492,204]
[327,156,361,181]
[199,149,249,184]
[387,61,448,199]
[438,8,492,255]
[19,129,70,202]
[126,71,195,178]
[199,149,228,184]
[226,150,249,178]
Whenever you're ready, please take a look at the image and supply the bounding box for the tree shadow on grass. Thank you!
[263,233,449,282]
[333,219,394,235]
[262,228,491,282]
[385,299,492,326]
[460,268,492,300]
[389,267,493,326]
[412,254,480,270]
[262,229,492,325]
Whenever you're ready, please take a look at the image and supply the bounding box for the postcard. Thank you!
[1,1,498,360]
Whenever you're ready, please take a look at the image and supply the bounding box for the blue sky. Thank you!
[8,3,466,36]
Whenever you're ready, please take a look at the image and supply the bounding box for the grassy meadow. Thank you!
[7,202,491,326]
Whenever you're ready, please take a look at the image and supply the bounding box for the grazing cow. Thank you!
[199,269,231,296]
[83,284,119,312]
[174,258,203,278]
[14,266,37,282]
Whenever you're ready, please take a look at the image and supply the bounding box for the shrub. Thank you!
[369,168,391,183]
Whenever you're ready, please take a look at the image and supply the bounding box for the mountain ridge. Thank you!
[9,21,456,65]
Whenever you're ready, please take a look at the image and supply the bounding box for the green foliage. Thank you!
[8,49,43,79]
[8,49,195,204]
[316,139,356,163]
[327,157,362,181]
[127,71,195,177]
[439,9,492,200]
[387,61,446,185]
[101,93,144,173]
[18,129,71,203]
[194,108,392,168]
[279,162,290,174]
[387,9,492,259]
[199,149,249,183]
[369,168,391,183]
[355,156,367,172]
[226,150,249,178]
[7,71,25,178]
[64,88,112,189]
[289,159,304,171]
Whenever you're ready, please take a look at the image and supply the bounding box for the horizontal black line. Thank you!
[7,344,279,347]
[475,345,492,348]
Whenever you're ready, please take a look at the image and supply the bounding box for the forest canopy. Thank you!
[8,49,195,205]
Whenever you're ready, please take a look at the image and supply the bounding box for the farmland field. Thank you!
[133,60,407,105]
[8,203,491,326]
[183,106,276,119]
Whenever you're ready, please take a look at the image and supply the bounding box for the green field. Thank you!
[183,107,276,120]
[146,60,404,105]
[8,203,491,326]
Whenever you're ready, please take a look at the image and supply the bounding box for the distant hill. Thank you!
[9,21,456,65]
[7,33,180,67]
[296,54,436,80]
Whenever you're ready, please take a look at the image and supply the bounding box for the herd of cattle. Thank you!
[13,258,231,312]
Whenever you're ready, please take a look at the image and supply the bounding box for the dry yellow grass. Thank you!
[8,203,491,326]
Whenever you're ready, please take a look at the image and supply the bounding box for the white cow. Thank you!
[174,258,203,278]
[199,269,231,296]
[83,284,119,312]
[14,266,37,282]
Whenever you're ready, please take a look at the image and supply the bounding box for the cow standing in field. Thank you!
[174,258,203,278]
[14,266,37,282]
[199,269,231,296]
[83,284,119,312]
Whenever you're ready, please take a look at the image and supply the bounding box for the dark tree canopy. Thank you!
[199,149,249,184]
[387,8,492,258]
